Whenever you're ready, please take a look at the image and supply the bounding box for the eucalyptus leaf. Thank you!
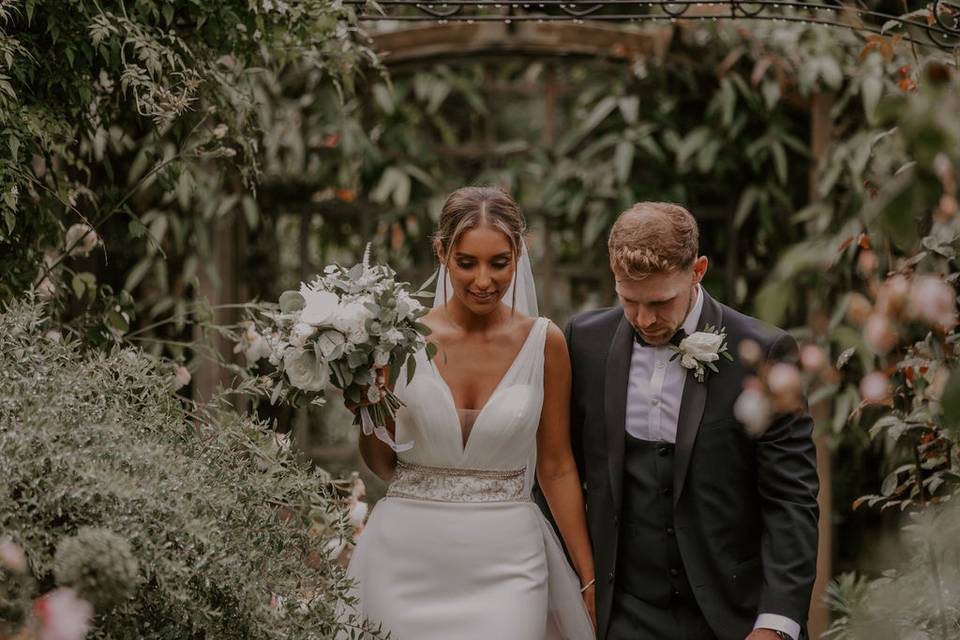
[836,347,857,370]
[279,291,305,314]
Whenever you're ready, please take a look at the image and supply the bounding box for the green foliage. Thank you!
[0,299,372,638]
[0,0,373,355]
[824,500,960,639]
[53,527,141,608]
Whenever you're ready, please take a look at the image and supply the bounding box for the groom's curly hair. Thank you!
[608,202,700,278]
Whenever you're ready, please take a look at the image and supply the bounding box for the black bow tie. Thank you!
[634,328,688,348]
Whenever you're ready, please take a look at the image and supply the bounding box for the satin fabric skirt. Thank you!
[344,496,595,640]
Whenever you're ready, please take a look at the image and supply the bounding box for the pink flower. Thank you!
[33,588,93,640]
[173,365,191,390]
[799,345,827,373]
[64,224,100,258]
[737,339,763,366]
[863,314,898,355]
[876,275,910,317]
[0,539,26,573]
[845,292,873,326]
[767,363,802,397]
[734,387,773,436]
[37,277,57,300]
[908,275,957,329]
[857,250,878,277]
[859,372,890,404]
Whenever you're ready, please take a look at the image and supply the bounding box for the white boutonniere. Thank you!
[670,324,733,383]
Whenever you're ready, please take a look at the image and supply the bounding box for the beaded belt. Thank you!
[386,461,529,503]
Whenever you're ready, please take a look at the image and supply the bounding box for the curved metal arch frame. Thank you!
[345,0,960,51]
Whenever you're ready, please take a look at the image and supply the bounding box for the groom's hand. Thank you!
[746,630,786,640]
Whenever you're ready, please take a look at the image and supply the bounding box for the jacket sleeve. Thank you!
[755,332,820,626]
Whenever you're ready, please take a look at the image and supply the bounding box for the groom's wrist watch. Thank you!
[771,632,791,640]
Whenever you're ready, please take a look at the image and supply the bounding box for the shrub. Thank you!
[0,299,371,639]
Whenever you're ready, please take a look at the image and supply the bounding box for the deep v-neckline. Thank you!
[430,318,542,454]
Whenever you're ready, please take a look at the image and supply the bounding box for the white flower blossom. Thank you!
[680,353,699,369]
[383,328,405,345]
[283,349,328,392]
[289,322,317,349]
[678,332,724,362]
[299,284,339,326]
[333,300,373,345]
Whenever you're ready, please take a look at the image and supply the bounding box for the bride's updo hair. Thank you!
[434,186,526,262]
[434,186,527,311]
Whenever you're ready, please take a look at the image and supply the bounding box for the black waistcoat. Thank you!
[617,434,695,606]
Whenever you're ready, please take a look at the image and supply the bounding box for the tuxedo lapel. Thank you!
[604,314,634,513]
[673,290,724,507]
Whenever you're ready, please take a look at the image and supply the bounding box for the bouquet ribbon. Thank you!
[360,406,414,453]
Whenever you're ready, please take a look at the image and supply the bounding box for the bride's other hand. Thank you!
[581,584,597,631]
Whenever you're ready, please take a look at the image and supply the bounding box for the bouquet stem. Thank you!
[359,389,413,452]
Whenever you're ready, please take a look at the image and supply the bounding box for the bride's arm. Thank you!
[537,322,595,592]
[359,427,397,482]
[356,368,398,482]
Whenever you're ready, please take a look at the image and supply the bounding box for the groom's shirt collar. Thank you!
[680,283,704,338]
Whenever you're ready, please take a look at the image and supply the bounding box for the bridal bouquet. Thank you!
[240,247,434,451]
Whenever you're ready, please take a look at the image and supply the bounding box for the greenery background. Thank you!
[2,0,960,636]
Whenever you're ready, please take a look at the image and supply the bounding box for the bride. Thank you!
[342,186,597,639]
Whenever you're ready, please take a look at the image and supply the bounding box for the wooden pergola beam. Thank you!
[370,22,674,67]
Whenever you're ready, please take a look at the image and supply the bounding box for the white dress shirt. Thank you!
[624,285,800,640]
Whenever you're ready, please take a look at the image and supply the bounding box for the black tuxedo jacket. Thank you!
[563,291,819,640]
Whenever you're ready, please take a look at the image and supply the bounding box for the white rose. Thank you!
[680,353,699,369]
[383,328,405,345]
[334,301,373,345]
[283,348,329,392]
[315,330,346,360]
[397,290,424,319]
[289,322,317,348]
[299,284,339,326]
[679,332,723,361]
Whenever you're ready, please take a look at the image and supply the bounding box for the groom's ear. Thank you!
[692,256,709,282]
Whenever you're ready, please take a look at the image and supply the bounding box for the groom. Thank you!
[564,203,819,640]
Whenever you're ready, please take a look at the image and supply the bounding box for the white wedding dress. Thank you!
[342,316,595,640]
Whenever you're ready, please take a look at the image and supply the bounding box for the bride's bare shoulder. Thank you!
[421,308,454,340]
